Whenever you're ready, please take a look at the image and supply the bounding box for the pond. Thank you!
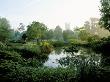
[44,47,102,68]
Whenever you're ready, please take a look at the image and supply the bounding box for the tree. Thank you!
[0,17,11,42]
[44,29,54,40]
[84,21,90,32]
[14,31,21,41]
[63,29,74,42]
[78,28,91,41]
[100,0,110,31]
[54,25,63,41]
[22,33,27,43]
[26,21,47,41]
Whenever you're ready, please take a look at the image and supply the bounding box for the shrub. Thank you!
[40,41,53,54]
[13,42,51,59]
[87,35,100,43]
[0,50,22,62]
[0,41,7,50]
[87,36,110,54]
[25,58,43,67]
[6,67,76,82]
[24,42,41,55]
[0,60,22,76]
[51,41,65,47]
[15,43,42,58]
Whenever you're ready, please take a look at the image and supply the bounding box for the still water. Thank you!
[44,47,101,68]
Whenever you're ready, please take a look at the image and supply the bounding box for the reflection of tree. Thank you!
[101,54,110,67]
[58,48,101,68]
[38,54,49,64]
[79,48,99,56]
[54,47,62,55]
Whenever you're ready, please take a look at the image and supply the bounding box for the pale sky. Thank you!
[0,0,100,30]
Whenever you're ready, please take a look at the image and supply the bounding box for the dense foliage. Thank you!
[26,21,47,41]
[0,17,11,42]
[1,41,110,82]
[100,0,110,31]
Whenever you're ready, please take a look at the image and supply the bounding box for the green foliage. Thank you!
[87,36,110,54]
[26,21,47,40]
[25,58,42,67]
[0,60,22,76]
[54,25,63,41]
[70,39,84,45]
[1,41,110,82]
[0,42,24,64]
[99,0,110,31]
[0,41,7,50]
[63,29,74,42]
[0,17,11,42]
[9,42,52,59]
[52,41,65,47]
[0,50,22,62]
[14,43,42,58]
[13,31,21,41]
[40,41,53,54]
[21,33,27,43]
[78,29,91,41]
[87,35,100,42]
[24,42,41,55]
[5,66,76,82]
[44,29,54,40]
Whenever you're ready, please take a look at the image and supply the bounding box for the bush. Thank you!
[0,50,22,62]
[13,42,41,58]
[1,61,110,82]
[0,41,7,50]
[40,41,53,54]
[12,42,51,60]
[87,36,110,54]
[51,41,65,47]
[87,35,100,43]
[0,60,22,76]
[25,58,43,67]
[6,67,76,82]
[24,42,41,54]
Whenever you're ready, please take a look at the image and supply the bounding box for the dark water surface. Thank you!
[44,47,102,68]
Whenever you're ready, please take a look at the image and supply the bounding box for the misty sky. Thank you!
[0,0,100,29]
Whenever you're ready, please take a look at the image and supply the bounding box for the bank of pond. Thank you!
[0,41,110,82]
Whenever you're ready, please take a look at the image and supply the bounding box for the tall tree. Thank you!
[78,28,91,41]
[84,21,90,32]
[26,21,47,41]
[63,29,74,42]
[54,25,63,41]
[100,0,110,31]
[0,17,11,42]
[22,33,27,43]
[44,29,54,40]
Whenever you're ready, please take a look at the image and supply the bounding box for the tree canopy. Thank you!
[0,17,11,42]
[100,0,110,31]
[54,25,63,41]
[26,21,47,41]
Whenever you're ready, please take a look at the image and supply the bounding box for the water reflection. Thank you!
[44,49,71,67]
[44,47,101,68]
[101,54,110,67]
[59,53,101,68]
[54,47,63,55]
